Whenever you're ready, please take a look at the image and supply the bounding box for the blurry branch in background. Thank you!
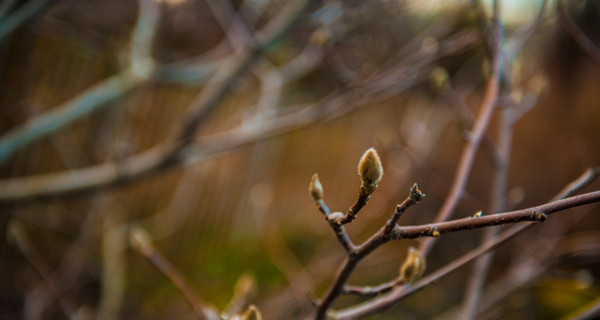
[417,0,504,258]
[558,0,600,68]
[7,219,80,319]
[0,0,160,164]
[0,0,55,42]
[430,67,500,166]
[460,0,547,318]
[130,225,262,320]
[309,149,600,319]
[0,0,316,200]
[464,167,600,320]
[0,26,478,201]
[97,210,128,320]
[129,226,218,320]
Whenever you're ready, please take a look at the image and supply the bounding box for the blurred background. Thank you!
[1,0,600,319]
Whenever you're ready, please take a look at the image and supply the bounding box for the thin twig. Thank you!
[469,167,600,318]
[130,226,217,320]
[461,2,510,317]
[0,0,160,164]
[0,0,54,42]
[315,199,355,253]
[7,219,79,319]
[343,279,400,298]
[419,17,503,256]
[96,212,127,320]
[391,191,600,239]
[558,0,600,68]
[314,186,426,319]
[439,81,500,166]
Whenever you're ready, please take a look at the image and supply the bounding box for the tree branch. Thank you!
[0,31,478,202]
[314,185,426,319]
[419,9,504,256]
[332,189,600,319]
[391,191,600,239]
[558,0,600,68]
[0,0,160,165]
[130,226,218,320]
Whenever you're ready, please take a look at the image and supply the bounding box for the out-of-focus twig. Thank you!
[0,0,160,164]
[418,6,504,257]
[0,30,478,202]
[130,226,219,320]
[0,0,317,201]
[96,212,127,320]
[558,0,600,68]
[7,219,79,319]
[0,0,55,42]
[461,1,519,317]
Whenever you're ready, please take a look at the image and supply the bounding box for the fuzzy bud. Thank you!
[399,247,426,283]
[358,148,383,187]
[309,173,324,202]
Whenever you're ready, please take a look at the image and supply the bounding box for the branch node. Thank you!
[328,212,345,225]
[471,210,483,218]
[428,226,440,237]
[531,210,547,222]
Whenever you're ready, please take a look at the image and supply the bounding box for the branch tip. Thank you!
[409,183,426,202]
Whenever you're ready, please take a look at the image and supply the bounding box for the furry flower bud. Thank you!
[358,148,383,187]
[399,247,426,283]
[309,173,324,202]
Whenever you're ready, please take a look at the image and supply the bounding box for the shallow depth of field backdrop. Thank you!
[1,0,600,319]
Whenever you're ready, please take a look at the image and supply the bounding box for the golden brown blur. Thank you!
[1,0,600,319]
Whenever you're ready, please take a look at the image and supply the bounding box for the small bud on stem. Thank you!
[358,148,383,195]
[309,173,324,203]
[399,247,426,283]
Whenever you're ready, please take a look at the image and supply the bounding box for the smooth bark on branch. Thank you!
[391,191,600,240]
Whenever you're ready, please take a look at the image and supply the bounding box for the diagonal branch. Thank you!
[558,0,600,68]
[0,31,478,202]
[130,226,218,320]
[0,0,55,42]
[0,0,160,164]
[418,10,503,256]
